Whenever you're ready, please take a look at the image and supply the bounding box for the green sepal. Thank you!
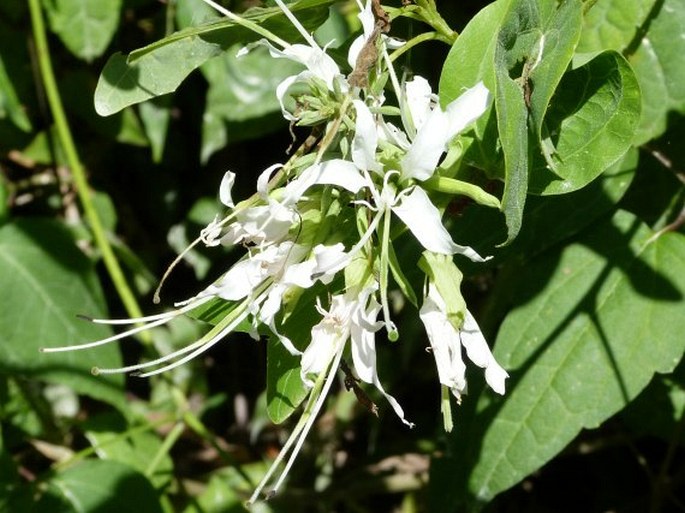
[418,251,467,329]
[423,176,501,209]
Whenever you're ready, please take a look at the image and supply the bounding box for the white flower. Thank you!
[249,286,412,503]
[399,78,491,182]
[419,283,508,401]
[237,0,345,121]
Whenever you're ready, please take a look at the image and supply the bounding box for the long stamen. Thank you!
[270,347,344,494]
[40,315,175,353]
[94,297,256,376]
[274,0,320,49]
[87,296,212,325]
[136,308,249,377]
[198,0,289,48]
[311,208,383,279]
[248,346,343,504]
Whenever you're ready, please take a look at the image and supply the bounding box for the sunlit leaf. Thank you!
[432,210,685,510]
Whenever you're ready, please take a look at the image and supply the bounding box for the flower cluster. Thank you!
[43,0,508,502]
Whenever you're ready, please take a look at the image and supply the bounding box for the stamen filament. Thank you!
[274,0,320,50]
[198,0,289,49]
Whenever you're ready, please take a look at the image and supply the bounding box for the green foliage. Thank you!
[1,0,683,511]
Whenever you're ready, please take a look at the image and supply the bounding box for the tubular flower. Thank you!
[419,283,508,401]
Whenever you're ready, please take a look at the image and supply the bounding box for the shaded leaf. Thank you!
[433,209,685,510]
[0,218,125,410]
[94,0,332,116]
[43,0,122,62]
[37,459,163,513]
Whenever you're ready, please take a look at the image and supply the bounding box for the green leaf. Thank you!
[433,209,685,510]
[0,218,125,410]
[94,0,332,116]
[139,97,171,163]
[83,411,174,489]
[0,53,31,132]
[577,0,685,144]
[529,50,641,194]
[43,0,122,62]
[36,459,163,513]
[181,463,270,513]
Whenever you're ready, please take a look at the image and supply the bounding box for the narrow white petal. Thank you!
[219,171,236,207]
[275,74,300,121]
[352,100,380,172]
[461,309,508,395]
[444,82,491,138]
[419,292,468,395]
[393,187,491,261]
[404,76,434,134]
[399,107,449,181]
[392,187,458,254]
[257,163,283,199]
[316,160,369,193]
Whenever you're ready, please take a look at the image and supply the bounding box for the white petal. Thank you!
[352,100,380,172]
[210,259,267,300]
[311,242,349,282]
[393,187,491,261]
[219,171,236,207]
[400,106,449,181]
[275,74,300,121]
[347,0,375,69]
[404,76,435,134]
[419,292,467,398]
[460,310,508,395]
[319,160,369,193]
[257,163,283,199]
[444,82,491,138]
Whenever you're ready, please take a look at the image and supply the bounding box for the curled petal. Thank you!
[460,310,508,395]
[219,171,236,207]
[419,291,467,398]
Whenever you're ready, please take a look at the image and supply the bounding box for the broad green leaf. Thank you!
[493,37,528,244]
[529,51,641,194]
[43,0,122,62]
[0,218,125,410]
[433,209,685,510]
[83,411,173,489]
[36,459,163,513]
[629,0,685,143]
[577,0,658,53]
[94,0,332,116]
[577,0,685,144]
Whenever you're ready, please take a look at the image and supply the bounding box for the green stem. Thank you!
[28,0,145,323]
[145,421,185,477]
[389,31,443,62]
